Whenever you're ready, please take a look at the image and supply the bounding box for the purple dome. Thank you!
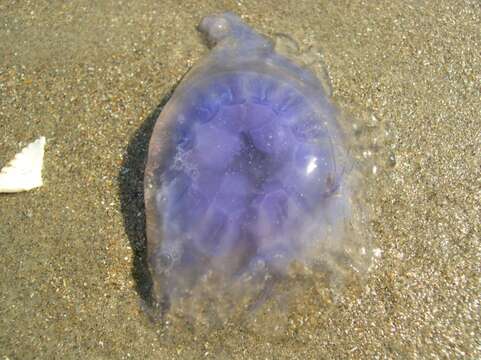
[144,12,351,312]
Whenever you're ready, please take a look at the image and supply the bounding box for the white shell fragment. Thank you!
[0,137,46,193]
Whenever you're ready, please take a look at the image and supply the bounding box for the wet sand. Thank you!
[1,1,479,358]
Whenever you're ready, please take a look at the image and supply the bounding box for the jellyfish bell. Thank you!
[144,12,372,332]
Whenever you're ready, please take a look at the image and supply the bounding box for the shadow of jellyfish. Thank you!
[118,91,172,307]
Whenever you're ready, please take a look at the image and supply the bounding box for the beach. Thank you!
[1,1,479,358]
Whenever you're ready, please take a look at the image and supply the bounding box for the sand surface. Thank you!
[1,1,479,358]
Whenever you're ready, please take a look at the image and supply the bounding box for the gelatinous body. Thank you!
[144,13,351,314]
